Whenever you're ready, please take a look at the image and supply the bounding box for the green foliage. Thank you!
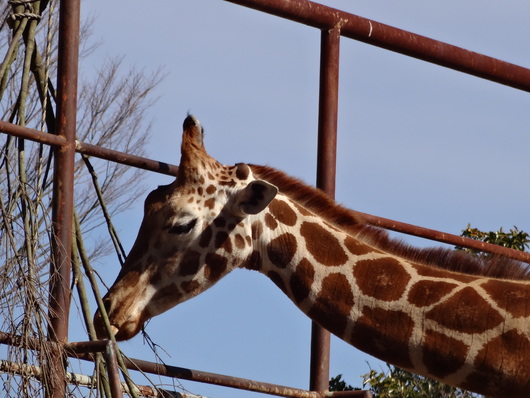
[459,224,530,253]
[328,366,478,397]
[329,374,358,392]
[361,365,478,398]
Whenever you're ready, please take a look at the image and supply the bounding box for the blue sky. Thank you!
[77,1,530,397]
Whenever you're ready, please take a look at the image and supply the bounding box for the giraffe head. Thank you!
[94,115,278,340]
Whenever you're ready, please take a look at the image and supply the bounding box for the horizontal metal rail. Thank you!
[0,332,123,397]
[89,353,371,398]
[356,211,530,263]
[122,356,321,398]
[0,120,178,177]
[0,330,370,398]
[0,120,66,146]
[75,140,179,176]
[0,359,200,398]
[225,0,530,92]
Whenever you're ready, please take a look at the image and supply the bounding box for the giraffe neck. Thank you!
[246,193,530,397]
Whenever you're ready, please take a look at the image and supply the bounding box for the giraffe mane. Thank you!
[250,164,530,281]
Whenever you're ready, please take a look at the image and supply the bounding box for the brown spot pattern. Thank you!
[408,280,458,307]
[267,233,297,269]
[353,257,411,301]
[215,231,231,253]
[462,329,530,396]
[204,197,215,210]
[181,279,200,294]
[422,329,469,379]
[264,213,278,230]
[269,200,297,226]
[179,250,201,276]
[268,270,287,293]
[251,221,263,240]
[206,185,216,195]
[289,258,315,304]
[204,253,228,281]
[234,234,246,250]
[242,250,261,271]
[414,264,478,283]
[481,279,530,318]
[152,283,181,306]
[343,236,375,256]
[219,179,236,187]
[350,307,414,369]
[293,202,312,217]
[308,273,354,337]
[425,286,503,334]
[213,217,226,228]
[300,222,348,266]
[199,226,213,248]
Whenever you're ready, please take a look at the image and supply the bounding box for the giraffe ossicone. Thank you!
[94,115,530,397]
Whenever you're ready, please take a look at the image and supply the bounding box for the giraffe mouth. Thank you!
[109,324,119,338]
[112,319,144,341]
[93,309,138,341]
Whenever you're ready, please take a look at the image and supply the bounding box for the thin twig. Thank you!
[74,212,139,398]
[81,154,127,265]
[71,215,112,397]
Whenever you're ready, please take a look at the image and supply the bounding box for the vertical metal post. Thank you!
[311,26,341,393]
[105,341,125,398]
[48,0,80,396]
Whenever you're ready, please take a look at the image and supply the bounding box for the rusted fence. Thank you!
[1,0,530,397]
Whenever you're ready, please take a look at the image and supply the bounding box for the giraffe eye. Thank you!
[168,219,197,235]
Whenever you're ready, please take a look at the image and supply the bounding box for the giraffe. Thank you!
[94,115,530,397]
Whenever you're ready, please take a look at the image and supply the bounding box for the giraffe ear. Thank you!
[235,180,278,216]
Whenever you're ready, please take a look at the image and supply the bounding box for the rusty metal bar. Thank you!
[75,140,179,176]
[356,210,530,263]
[1,333,291,397]
[0,331,43,350]
[0,357,202,398]
[104,341,124,398]
[315,27,340,195]
[0,120,66,146]
[72,351,373,398]
[0,333,124,397]
[311,26,341,394]
[48,0,80,396]
[2,336,123,397]
[49,0,80,342]
[225,0,530,92]
[64,339,110,354]
[121,356,320,398]
[0,119,179,176]
[0,331,371,398]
